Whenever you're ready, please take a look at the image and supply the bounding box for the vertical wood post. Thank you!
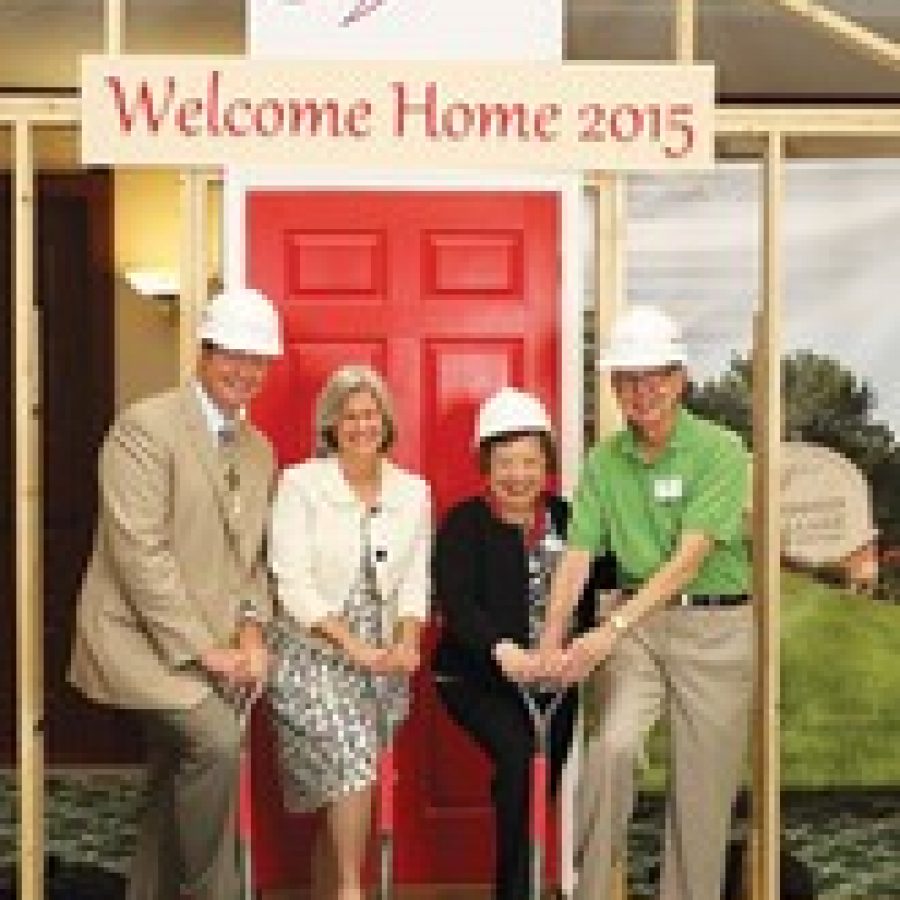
[14,118,44,900]
[750,131,783,900]
[676,0,697,62]
[105,0,123,54]
[179,170,208,380]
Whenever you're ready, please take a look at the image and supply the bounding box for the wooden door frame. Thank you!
[228,170,586,891]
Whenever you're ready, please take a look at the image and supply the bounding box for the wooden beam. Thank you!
[591,173,626,441]
[105,0,123,54]
[716,106,900,136]
[675,0,697,63]
[14,119,44,900]
[750,131,783,900]
[591,172,628,900]
[762,0,900,72]
[179,170,209,380]
[1,96,898,140]
[0,97,81,124]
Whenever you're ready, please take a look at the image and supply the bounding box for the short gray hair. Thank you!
[315,364,397,456]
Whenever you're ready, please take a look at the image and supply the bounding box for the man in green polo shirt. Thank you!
[540,305,753,900]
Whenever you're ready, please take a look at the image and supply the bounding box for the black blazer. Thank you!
[431,494,617,684]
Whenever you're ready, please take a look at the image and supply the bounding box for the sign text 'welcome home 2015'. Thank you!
[82,57,714,171]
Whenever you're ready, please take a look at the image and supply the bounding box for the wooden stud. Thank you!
[179,170,209,380]
[592,172,628,900]
[675,0,697,63]
[590,172,627,441]
[105,0,123,55]
[750,131,783,900]
[14,119,44,900]
[762,0,900,72]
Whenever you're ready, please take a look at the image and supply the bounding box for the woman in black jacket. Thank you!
[432,388,616,900]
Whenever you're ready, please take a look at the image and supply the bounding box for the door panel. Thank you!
[248,190,560,886]
[422,339,524,519]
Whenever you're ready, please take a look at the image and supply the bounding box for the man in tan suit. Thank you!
[69,287,283,900]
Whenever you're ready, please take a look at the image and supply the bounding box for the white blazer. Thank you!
[270,456,432,627]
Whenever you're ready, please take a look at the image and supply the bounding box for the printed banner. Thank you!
[81,57,714,171]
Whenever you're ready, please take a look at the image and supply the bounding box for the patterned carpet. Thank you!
[0,772,897,896]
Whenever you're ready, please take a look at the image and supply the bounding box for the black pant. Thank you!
[436,675,577,900]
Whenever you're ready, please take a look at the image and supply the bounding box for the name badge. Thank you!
[653,476,683,502]
[544,531,566,553]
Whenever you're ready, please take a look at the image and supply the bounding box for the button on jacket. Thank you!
[270,456,432,627]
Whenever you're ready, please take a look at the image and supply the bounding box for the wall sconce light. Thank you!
[125,269,181,307]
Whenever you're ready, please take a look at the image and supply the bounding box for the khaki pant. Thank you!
[127,691,242,900]
[575,605,754,900]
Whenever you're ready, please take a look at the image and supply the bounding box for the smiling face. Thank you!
[611,364,686,437]
[334,388,386,462]
[196,344,271,417]
[485,433,551,521]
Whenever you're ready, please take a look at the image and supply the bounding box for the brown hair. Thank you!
[477,429,557,475]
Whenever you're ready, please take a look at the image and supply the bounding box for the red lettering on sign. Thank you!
[104,75,176,134]
[392,81,564,144]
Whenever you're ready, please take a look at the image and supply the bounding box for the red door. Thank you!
[248,189,560,887]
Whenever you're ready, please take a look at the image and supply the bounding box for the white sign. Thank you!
[781,442,876,566]
[250,0,563,60]
[81,57,715,171]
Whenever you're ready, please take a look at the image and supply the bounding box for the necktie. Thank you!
[220,423,240,494]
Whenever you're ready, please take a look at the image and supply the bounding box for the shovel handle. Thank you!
[377,744,396,834]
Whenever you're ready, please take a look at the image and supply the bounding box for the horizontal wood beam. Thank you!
[762,0,900,72]
[2,96,898,140]
[0,97,81,124]
[716,106,900,136]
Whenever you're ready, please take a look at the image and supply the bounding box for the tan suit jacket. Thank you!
[69,386,276,710]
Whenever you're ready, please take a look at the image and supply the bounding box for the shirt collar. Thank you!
[484,492,548,549]
[621,406,690,461]
[193,381,243,438]
[319,455,405,510]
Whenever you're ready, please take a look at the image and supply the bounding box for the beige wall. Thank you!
[114,169,182,407]
[114,170,221,408]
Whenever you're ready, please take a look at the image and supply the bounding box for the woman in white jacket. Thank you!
[268,365,431,900]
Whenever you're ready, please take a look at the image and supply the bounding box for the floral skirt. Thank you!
[267,600,409,812]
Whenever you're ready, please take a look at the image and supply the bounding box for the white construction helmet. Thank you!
[198,287,283,357]
[597,305,687,370]
[475,388,553,446]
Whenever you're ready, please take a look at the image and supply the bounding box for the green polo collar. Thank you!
[620,406,691,461]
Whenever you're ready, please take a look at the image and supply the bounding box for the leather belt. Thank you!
[672,593,750,608]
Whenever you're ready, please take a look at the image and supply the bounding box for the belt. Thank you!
[671,593,750,608]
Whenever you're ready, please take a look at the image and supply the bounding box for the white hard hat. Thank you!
[198,287,283,357]
[475,388,553,446]
[597,305,687,370]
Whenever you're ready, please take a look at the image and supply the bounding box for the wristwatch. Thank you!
[609,612,630,636]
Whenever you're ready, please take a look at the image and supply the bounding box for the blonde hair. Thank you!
[314,364,397,456]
